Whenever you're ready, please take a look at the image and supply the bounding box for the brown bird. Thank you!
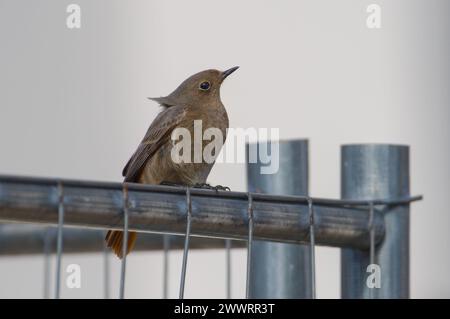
[106,67,239,258]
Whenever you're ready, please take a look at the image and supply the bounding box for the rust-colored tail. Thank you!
[105,230,137,259]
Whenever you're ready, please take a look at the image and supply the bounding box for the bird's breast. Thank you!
[139,103,228,186]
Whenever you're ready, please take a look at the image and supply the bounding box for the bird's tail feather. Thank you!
[105,230,137,259]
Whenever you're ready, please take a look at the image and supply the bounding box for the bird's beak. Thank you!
[221,66,239,81]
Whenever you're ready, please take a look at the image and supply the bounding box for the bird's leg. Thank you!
[193,183,231,192]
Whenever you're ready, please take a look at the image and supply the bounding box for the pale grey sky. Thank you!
[0,0,449,298]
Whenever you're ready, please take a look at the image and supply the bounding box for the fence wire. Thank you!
[0,175,422,299]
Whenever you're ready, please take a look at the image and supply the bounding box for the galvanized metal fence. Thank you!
[0,141,422,299]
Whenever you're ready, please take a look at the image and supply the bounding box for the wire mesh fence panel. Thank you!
[0,143,422,299]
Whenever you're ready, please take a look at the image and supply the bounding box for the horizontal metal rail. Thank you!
[0,175,421,249]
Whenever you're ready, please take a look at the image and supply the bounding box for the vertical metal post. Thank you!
[225,239,232,299]
[103,236,110,299]
[246,139,312,298]
[368,202,376,299]
[119,184,129,299]
[163,235,170,299]
[43,228,52,299]
[179,187,192,299]
[307,198,316,299]
[341,144,410,299]
[55,182,64,299]
[245,192,254,299]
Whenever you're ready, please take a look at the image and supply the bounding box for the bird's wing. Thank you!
[122,105,187,182]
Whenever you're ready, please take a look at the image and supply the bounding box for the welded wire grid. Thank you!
[0,179,421,299]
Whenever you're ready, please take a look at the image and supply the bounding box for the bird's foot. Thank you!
[193,183,231,192]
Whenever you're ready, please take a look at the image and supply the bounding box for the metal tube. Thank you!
[341,144,410,299]
[246,139,312,299]
[0,175,386,249]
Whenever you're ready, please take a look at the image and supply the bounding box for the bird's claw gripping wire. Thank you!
[160,181,231,192]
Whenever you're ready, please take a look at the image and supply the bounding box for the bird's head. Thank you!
[148,66,239,107]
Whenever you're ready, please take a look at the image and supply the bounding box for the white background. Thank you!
[0,0,449,298]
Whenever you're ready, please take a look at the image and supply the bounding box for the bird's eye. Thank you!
[199,81,211,91]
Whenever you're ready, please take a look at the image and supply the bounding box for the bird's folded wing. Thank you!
[122,105,187,182]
